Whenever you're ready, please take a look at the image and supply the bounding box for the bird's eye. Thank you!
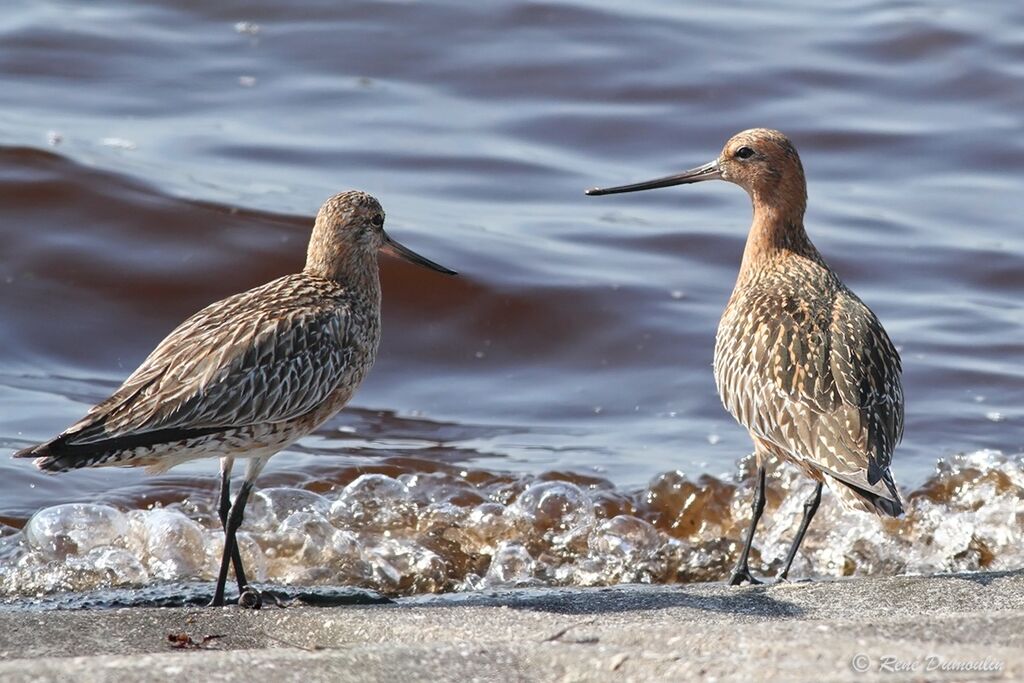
[371,214,384,227]
[735,146,755,160]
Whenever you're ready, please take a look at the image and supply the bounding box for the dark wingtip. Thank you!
[836,472,904,518]
[873,495,904,518]
[12,444,69,473]
[13,436,87,472]
[866,460,883,485]
[584,187,603,196]
[13,445,58,472]
[13,444,41,459]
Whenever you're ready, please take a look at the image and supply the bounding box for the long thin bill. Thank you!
[381,234,457,275]
[585,160,722,196]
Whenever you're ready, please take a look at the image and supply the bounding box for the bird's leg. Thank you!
[729,464,766,586]
[213,456,270,609]
[215,457,250,595]
[777,481,823,582]
[210,459,233,607]
[211,478,255,607]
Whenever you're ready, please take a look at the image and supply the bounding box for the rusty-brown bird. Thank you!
[587,128,903,584]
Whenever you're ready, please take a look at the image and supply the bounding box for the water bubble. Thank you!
[484,542,535,586]
[250,487,330,528]
[509,481,596,549]
[459,572,485,591]
[269,512,345,585]
[401,471,482,507]
[364,538,446,593]
[139,509,207,580]
[460,503,515,554]
[644,470,732,539]
[582,515,671,584]
[590,515,662,560]
[25,504,130,560]
[81,546,148,586]
[330,474,417,532]
[235,532,267,582]
[274,510,338,566]
[328,529,372,584]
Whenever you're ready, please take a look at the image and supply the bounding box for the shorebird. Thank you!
[586,128,903,584]
[14,190,456,606]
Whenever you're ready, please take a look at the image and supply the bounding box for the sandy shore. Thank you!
[0,571,1021,682]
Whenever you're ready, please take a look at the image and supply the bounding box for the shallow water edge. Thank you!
[1,450,1020,602]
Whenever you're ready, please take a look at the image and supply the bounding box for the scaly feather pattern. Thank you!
[714,239,903,515]
[19,272,380,469]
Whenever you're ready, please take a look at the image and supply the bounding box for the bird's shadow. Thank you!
[0,581,804,619]
[941,568,1024,588]
[401,583,806,618]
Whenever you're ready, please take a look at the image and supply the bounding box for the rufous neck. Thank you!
[738,195,818,276]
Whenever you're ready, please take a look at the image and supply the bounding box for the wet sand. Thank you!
[1,571,1021,682]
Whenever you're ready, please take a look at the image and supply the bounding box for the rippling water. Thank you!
[1,1,1022,598]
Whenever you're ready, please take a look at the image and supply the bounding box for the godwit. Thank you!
[587,129,903,584]
[14,190,456,605]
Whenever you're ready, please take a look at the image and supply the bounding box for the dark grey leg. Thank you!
[216,465,249,593]
[778,481,823,582]
[729,465,766,586]
[211,480,254,607]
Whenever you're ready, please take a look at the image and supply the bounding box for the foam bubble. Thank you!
[330,474,417,532]
[483,541,535,586]
[509,480,596,549]
[24,504,130,560]
[1,451,1022,599]
[138,508,207,580]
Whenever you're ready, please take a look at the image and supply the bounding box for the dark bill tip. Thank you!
[381,234,457,275]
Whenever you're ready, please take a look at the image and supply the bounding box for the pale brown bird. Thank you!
[14,190,456,606]
[587,128,903,584]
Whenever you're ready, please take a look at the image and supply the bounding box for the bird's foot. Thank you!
[237,586,288,609]
[238,586,263,609]
[728,567,762,586]
[776,574,812,585]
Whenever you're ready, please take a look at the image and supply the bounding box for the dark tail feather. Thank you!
[14,425,225,473]
[13,438,86,473]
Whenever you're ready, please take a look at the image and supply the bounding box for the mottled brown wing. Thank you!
[61,275,359,445]
[715,285,903,488]
[827,292,904,478]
